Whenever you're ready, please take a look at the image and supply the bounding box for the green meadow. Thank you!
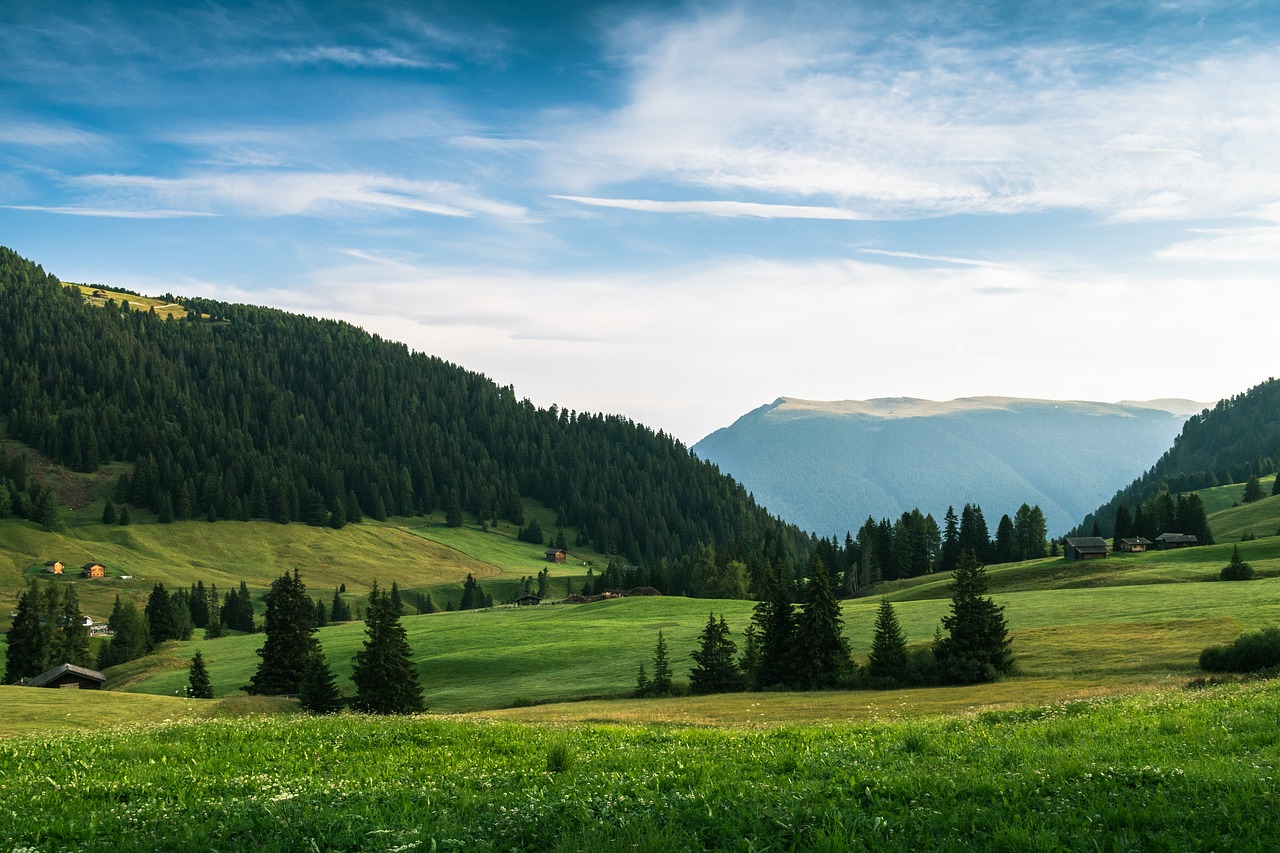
[2,474,1280,849]
[0,681,1276,852]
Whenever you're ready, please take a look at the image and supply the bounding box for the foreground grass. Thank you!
[0,681,1275,852]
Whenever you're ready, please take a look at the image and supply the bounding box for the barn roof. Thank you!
[25,663,107,688]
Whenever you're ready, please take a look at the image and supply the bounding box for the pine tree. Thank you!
[187,650,214,699]
[118,504,131,526]
[1242,475,1264,503]
[298,649,344,714]
[634,662,651,697]
[145,583,179,648]
[689,614,740,694]
[51,585,92,668]
[867,598,908,681]
[246,569,318,696]
[650,630,673,696]
[389,581,403,616]
[1273,475,1280,497]
[737,623,762,688]
[98,596,148,669]
[1220,545,1254,581]
[934,549,1011,683]
[1113,504,1134,543]
[101,501,117,525]
[939,506,961,573]
[793,556,850,689]
[4,581,47,682]
[314,598,328,627]
[330,588,352,622]
[750,563,796,689]
[351,581,425,714]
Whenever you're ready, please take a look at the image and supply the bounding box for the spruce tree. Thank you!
[245,569,318,696]
[351,582,425,714]
[934,549,1011,683]
[298,649,344,714]
[330,588,352,622]
[51,585,92,668]
[650,630,673,696]
[98,596,148,669]
[689,614,740,694]
[4,581,47,682]
[737,624,762,688]
[1242,475,1264,503]
[793,556,850,689]
[634,662,651,697]
[1220,545,1254,581]
[750,563,796,689]
[101,501,117,525]
[145,583,179,648]
[867,598,908,681]
[187,650,214,699]
[389,581,403,616]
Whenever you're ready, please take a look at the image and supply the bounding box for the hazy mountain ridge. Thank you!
[694,397,1199,537]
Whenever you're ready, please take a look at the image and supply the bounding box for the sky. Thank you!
[2,0,1278,444]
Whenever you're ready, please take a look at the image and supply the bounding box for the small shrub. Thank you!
[1199,627,1280,673]
[1220,546,1254,581]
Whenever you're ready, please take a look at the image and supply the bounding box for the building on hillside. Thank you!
[44,560,64,575]
[544,549,567,563]
[81,562,106,578]
[1155,533,1198,549]
[23,663,106,690]
[515,594,541,606]
[1063,537,1109,560]
[1115,537,1154,553]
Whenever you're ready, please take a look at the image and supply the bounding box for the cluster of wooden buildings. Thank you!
[43,560,106,578]
[1063,533,1199,561]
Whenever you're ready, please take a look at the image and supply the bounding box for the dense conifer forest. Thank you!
[1071,378,1280,538]
[0,246,811,573]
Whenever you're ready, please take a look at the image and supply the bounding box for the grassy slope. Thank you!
[6,454,1280,729]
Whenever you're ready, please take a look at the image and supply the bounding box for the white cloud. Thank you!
[66,171,527,219]
[549,8,1280,224]
[2,204,216,219]
[1156,226,1280,261]
[276,46,447,70]
[218,248,1276,443]
[552,195,869,219]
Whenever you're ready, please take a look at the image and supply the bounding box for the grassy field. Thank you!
[1,680,1275,851]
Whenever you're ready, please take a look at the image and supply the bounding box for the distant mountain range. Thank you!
[693,396,1207,537]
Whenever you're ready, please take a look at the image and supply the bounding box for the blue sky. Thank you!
[3,0,1278,442]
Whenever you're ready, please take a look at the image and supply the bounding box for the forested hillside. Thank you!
[1072,378,1280,538]
[0,247,810,574]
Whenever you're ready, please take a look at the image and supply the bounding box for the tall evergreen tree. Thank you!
[1242,475,1264,503]
[792,556,850,689]
[649,630,673,696]
[298,649,344,714]
[389,581,404,616]
[750,563,796,689]
[145,583,179,648]
[351,581,425,714]
[689,614,740,694]
[245,569,318,696]
[939,506,961,573]
[98,596,148,669]
[867,598,908,681]
[330,588,352,622]
[187,650,214,699]
[934,549,1011,683]
[1113,504,1134,542]
[50,585,92,668]
[994,514,1016,563]
[4,581,47,682]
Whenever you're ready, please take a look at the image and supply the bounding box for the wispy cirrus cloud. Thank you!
[2,204,216,219]
[275,45,449,70]
[64,171,527,219]
[552,195,869,220]
[550,5,1280,225]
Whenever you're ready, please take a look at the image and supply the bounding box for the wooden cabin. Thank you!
[1115,537,1154,553]
[544,549,567,563]
[1063,537,1109,560]
[24,663,106,690]
[1155,533,1198,549]
[81,562,106,579]
[44,560,65,575]
[515,594,542,606]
